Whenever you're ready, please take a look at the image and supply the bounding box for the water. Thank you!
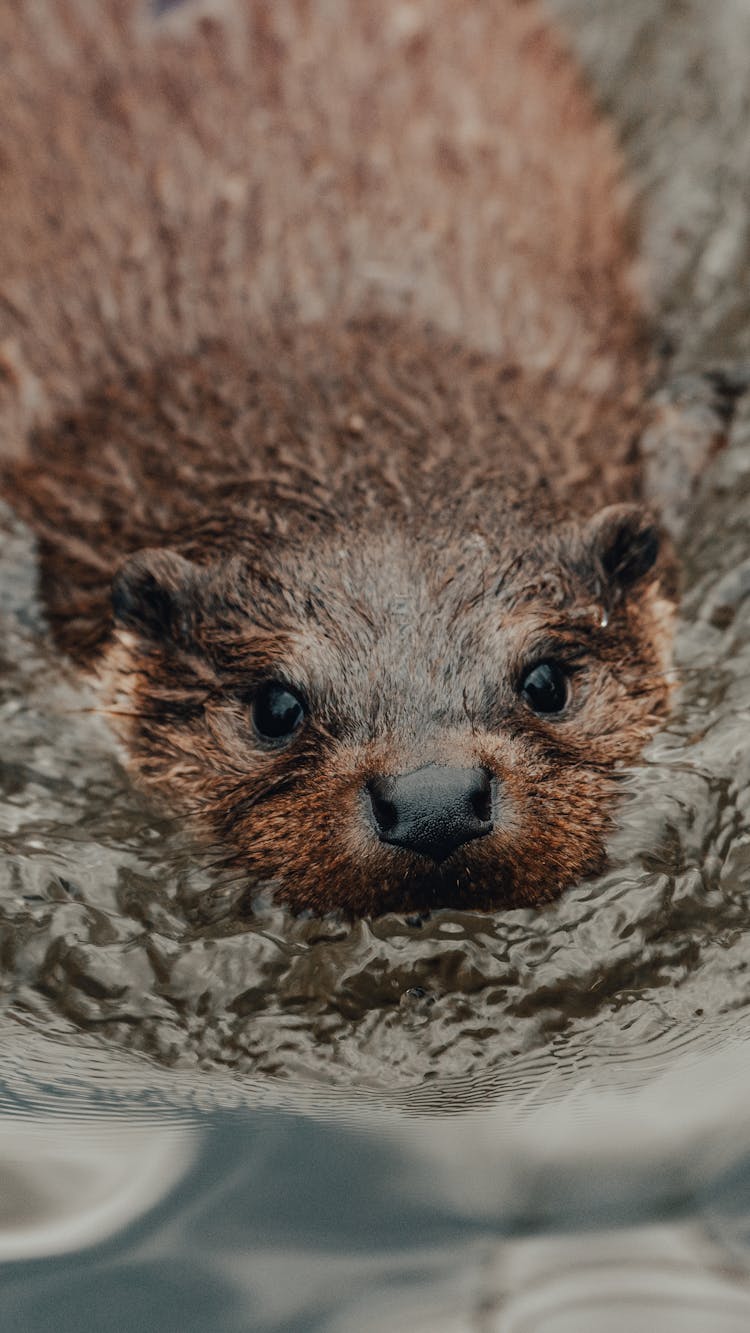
[4,1,750,1328]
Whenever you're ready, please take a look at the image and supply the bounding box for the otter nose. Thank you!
[367,765,494,864]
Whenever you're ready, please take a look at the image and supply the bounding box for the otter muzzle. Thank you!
[366,765,494,864]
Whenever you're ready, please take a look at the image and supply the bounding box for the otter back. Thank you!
[0,0,644,443]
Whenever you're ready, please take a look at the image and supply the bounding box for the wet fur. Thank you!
[1,0,675,915]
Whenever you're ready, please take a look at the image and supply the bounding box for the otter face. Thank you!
[100,503,674,917]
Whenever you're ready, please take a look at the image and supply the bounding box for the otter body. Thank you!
[1,0,676,915]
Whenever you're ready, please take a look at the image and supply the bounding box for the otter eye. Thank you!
[520,661,568,715]
[251,681,306,742]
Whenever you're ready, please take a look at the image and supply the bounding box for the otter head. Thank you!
[103,501,674,916]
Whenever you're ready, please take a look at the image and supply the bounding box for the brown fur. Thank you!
[0,0,676,915]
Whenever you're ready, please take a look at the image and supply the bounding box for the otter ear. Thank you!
[585,503,661,590]
[111,549,199,643]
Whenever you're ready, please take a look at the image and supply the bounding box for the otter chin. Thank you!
[0,2,681,915]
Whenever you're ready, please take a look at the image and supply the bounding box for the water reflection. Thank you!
[3,1044,750,1331]
[0,1114,195,1262]
[489,1227,750,1333]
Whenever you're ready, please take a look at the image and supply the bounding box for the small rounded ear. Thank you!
[111,548,199,643]
[586,503,661,590]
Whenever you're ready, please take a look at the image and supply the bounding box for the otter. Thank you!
[0,0,697,916]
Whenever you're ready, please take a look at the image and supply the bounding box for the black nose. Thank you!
[366,765,494,864]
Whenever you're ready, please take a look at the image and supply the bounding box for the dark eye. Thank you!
[520,661,568,715]
[251,681,306,743]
